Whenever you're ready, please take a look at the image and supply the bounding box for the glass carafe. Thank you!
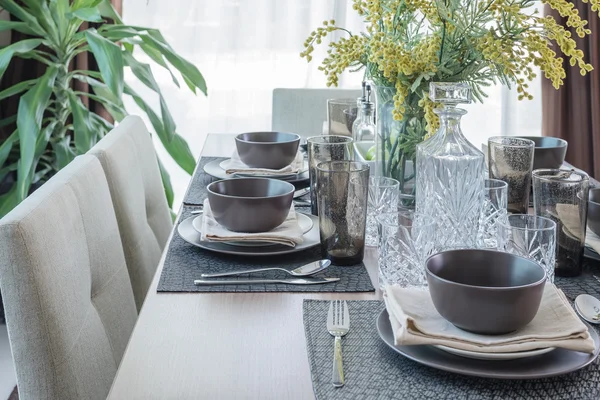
[415,82,484,250]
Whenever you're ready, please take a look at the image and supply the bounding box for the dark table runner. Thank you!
[302,269,600,399]
[156,207,375,293]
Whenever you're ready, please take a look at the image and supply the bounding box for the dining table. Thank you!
[107,133,381,399]
[108,133,600,399]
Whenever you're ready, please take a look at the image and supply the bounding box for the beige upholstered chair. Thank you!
[88,116,173,311]
[0,155,137,400]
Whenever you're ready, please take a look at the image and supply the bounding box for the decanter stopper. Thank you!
[429,82,472,107]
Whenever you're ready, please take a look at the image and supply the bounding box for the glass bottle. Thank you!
[415,82,484,250]
[353,83,376,168]
[352,81,367,136]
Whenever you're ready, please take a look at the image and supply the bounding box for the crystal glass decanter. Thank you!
[415,82,485,250]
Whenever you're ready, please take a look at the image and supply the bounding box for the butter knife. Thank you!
[194,277,339,285]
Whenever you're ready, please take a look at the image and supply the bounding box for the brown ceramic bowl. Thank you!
[425,249,547,335]
[235,132,300,169]
[207,178,294,233]
[588,188,600,236]
[516,136,568,170]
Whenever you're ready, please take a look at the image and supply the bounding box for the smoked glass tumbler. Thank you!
[376,211,436,289]
[497,214,557,283]
[532,169,589,277]
[488,137,535,214]
[307,135,353,215]
[317,161,370,266]
[327,98,357,137]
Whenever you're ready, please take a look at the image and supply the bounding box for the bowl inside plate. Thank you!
[426,249,546,335]
[207,178,294,233]
[235,132,300,170]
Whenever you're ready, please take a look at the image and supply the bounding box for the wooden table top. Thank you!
[107,134,381,399]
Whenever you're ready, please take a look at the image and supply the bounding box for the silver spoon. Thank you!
[574,294,600,325]
[200,259,331,278]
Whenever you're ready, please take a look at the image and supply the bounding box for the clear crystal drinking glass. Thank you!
[415,82,485,251]
[497,214,557,283]
[376,211,436,288]
[477,179,508,249]
[488,137,535,214]
[317,161,370,266]
[307,136,353,215]
[366,176,400,247]
[532,169,589,277]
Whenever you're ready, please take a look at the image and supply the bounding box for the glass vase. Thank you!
[373,85,426,207]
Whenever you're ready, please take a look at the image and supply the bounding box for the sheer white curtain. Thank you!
[122,0,541,208]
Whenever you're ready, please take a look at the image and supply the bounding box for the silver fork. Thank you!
[327,300,350,388]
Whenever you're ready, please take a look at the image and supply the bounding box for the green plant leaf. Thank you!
[0,130,17,169]
[97,0,122,24]
[16,65,58,201]
[0,20,38,36]
[122,51,176,140]
[71,7,104,22]
[85,29,124,99]
[156,156,174,208]
[0,186,21,218]
[0,0,45,35]
[68,92,96,153]
[141,30,207,95]
[71,0,103,10]
[20,0,59,45]
[140,43,180,87]
[0,79,37,101]
[125,84,195,175]
[51,137,76,170]
[98,25,142,40]
[0,39,44,81]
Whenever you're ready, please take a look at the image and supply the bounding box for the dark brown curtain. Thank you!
[0,0,124,142]
[542,3,600,178]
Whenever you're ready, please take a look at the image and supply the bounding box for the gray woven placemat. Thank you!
[303,271,600,399]
[157,207,375,293]
[183,157,223,205]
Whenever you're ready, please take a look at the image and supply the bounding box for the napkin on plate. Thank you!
[200,199,304,247]
[383,283,596,354]
[220,150,304,176]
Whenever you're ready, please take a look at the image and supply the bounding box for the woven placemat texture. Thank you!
[303,298,600,400]
[303,266,600,399]
[182,157,223,205]
[156,207,375,293]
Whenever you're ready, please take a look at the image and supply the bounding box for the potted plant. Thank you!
[301,0,600,197]
[0,0,206,217]
[0,0,207,323]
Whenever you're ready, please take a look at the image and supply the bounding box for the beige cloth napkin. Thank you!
[220,150,304,176]
[200,199,304,247]
[383,283,596,354]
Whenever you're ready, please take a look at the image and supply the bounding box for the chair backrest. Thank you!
[88,116,173,311]
[0,155,137,400]
[271,88,361,138]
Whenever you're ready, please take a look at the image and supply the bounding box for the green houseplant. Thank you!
[0,0,207,217]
